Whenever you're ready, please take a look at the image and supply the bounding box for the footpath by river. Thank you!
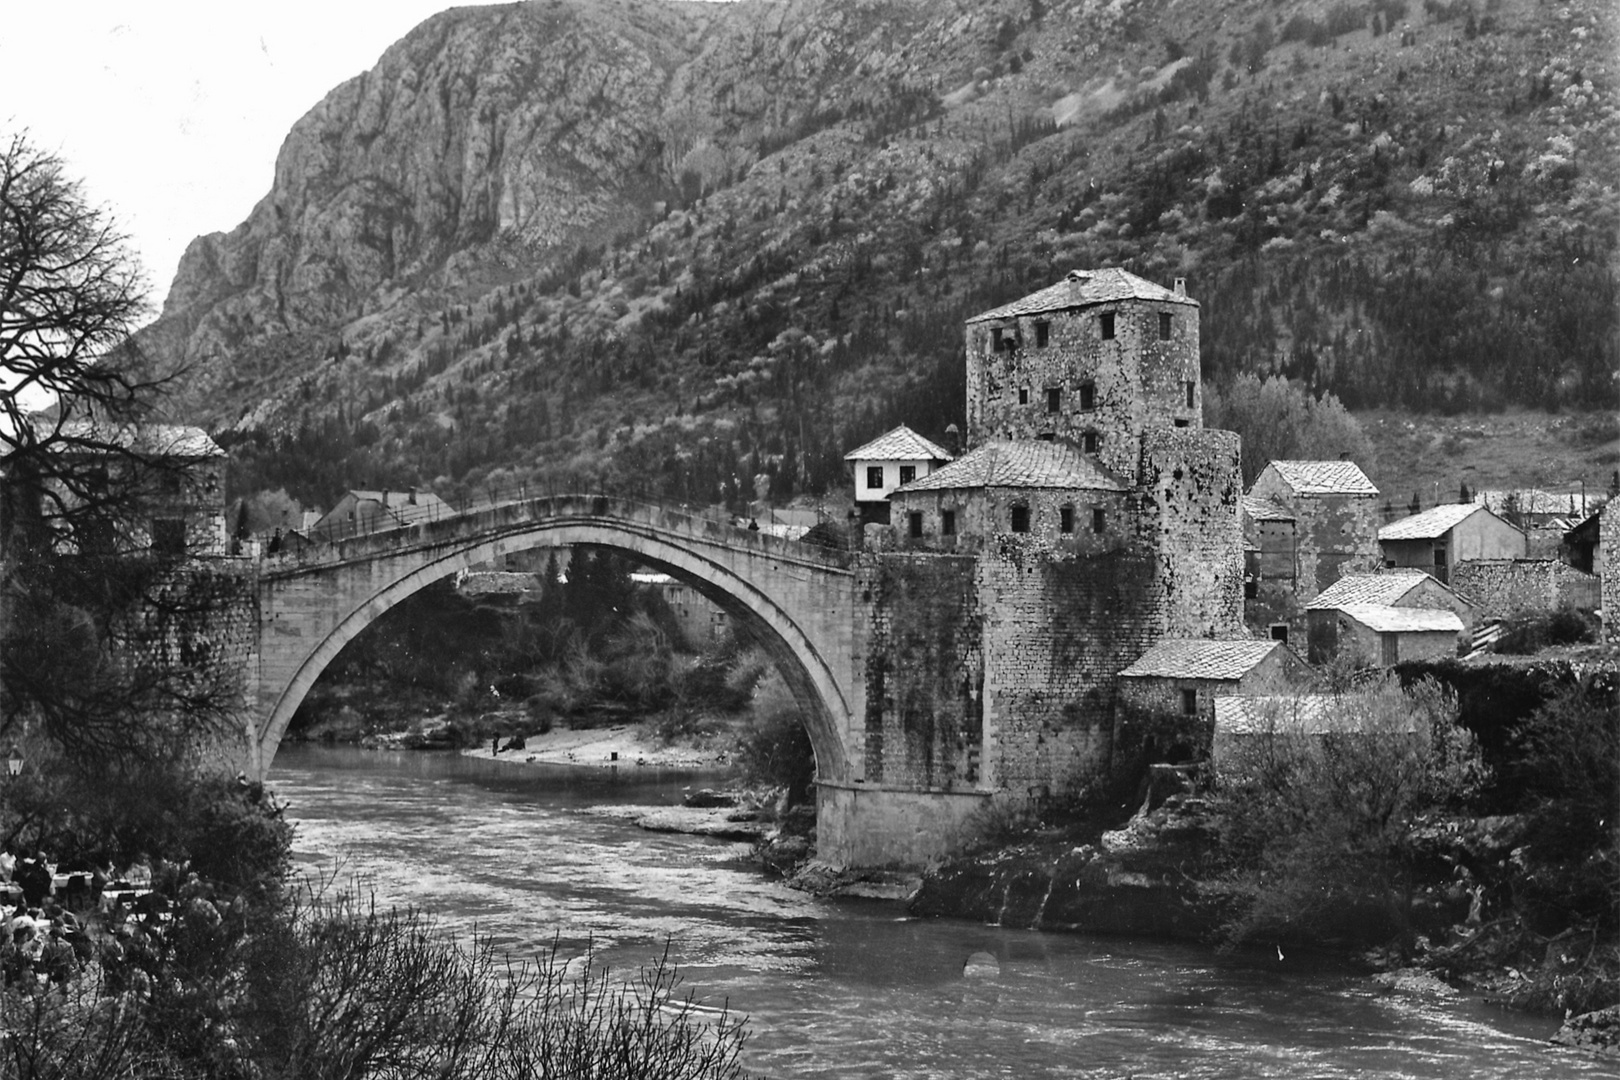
[269,744,1615,1079]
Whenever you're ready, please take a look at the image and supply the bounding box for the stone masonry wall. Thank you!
[855,553,983,790]
[1602,502,1619,642]
[1451,558,1602,617]
[1136,427,1245,638]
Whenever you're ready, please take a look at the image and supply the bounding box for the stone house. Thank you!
[844,424,953,525]
[1247,459,1381,606]
[1305,569,1475,664]
[856,268,1244,811]
[1212,694,1422,777]
[311,488,452,539]
[1378,502,1525,585]
[1563,509,1603,575]
[1321,604,1463,666]
[1117,638,1310,763]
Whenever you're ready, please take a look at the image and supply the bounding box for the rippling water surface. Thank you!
[270,745,1611,1079]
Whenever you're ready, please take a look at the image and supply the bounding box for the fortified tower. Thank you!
[828,269,1244,865]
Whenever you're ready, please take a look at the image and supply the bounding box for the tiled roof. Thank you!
[1215,695,1421,736]
[1336,604,1463,633]
[1378,503,1488,541]
[346,489,452,511]
[1262,460,1379,496]
[844,424,954,462]
[1473,489,1589,517]
[50,420,222,458]
[1120,638,1285,681]
[1306,569,1434,610]
[894,440,1129,493]
[1241,494,1295,522]
[966,268,1197,324]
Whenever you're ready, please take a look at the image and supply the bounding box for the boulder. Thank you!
[682,788,738,808]
[1553,1005,1620,1058]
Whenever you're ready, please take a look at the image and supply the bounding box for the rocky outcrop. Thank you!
[909,798,1222,937]
[1554,1005,1620,1058]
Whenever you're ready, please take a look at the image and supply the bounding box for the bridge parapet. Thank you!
[264,490,852,575]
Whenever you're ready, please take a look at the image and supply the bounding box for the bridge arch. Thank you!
[254,516,855,784]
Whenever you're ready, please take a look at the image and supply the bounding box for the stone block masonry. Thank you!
[1451,558,1601,617]
[1605,503,1620,642]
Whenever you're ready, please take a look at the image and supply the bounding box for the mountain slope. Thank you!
[138,0,1620,510]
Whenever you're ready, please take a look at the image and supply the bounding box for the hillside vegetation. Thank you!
[135,0,1619,510]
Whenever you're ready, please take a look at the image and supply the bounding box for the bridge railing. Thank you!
[264,479,855,569]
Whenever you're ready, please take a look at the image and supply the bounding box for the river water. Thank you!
[269,745,1611,1079]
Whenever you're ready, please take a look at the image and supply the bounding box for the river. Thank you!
[269,744,1611,1079]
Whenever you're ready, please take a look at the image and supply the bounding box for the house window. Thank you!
[1092,507,1106,533]
[908,511,924,538]
[1099,312,1115,339]
[866,466,884,489]
[1174,418,1190,428]
[899,465,917,485]
[1181,688,1198,715]
[1060,506,1075,533]
[1011,505,1031,533]
[1185,381,1196,408]
[941,510,956,536]
[1018,387,1029,405]
[1160,312,1173,340]
[1079,381,1097,410]
[1046,387,1061,414]
[993,326,1021,351]
[1035,320,1050,347]
[152,518,187,557]
[1269,623,1290,644]
[1083,432,1100,453]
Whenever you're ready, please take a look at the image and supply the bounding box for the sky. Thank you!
[1,1,457,314]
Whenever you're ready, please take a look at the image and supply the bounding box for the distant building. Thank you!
[631,571,730,645]
[1247,460,1381,605]
[1321,603,1463,666]
[1305,568,1476,664]
[1562,509,1604,575]
[1378,503,1525,585]
[1213,694,1423,776]
[845,425,953,526]
[1117,638,1310,763]
[310,488,452,539]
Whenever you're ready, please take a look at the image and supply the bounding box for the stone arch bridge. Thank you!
[249,492,987,868]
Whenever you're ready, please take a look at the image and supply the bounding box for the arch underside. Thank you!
[257,520,852,783]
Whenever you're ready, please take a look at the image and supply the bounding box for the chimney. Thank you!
[1066,268,1092,301]
[1174,277,1187,296]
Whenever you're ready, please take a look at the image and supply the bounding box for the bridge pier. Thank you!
[816,781,994,868]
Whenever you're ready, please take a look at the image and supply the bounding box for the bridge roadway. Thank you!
[249,491,969,865]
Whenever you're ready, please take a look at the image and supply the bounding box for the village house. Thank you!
[310,488,452,539]
[1246,459,1381,607]
[1304,568,1475,664]
[1473,488,1592,557]
[1377,502,1525,585]
[1212,694,1423,778]
[1563,508,1604,575]
[1117,638,1310,763]
[845,424,953,526]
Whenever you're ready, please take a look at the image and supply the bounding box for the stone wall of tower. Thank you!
[1134,427,1246,639]
[965,296,1201,481]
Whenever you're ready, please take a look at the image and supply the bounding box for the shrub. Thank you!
[735,671,816,803]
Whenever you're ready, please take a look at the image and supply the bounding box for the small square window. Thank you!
[899,465,917,485]
[1011,505,1030,533]
[152,518,187,557]
[942,510,956,536]
[1160,312,1173,340]
[1092,507,1106,533]
[1060,506,1074,533]
[1018,387,1029,405]
[1046,387,1061,414]
[908,511,924,538]
[1181,688,1198,715]
[1079,382,1096,410]
[1035,321,1050,347]
[866,466,884,489]
[1083,432,1100,453]
[1099,312,1115,339]
[1269,623,1290,644]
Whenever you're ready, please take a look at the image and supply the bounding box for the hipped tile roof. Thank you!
[967,268,1197,324]
[1261,460,1379,496]
[1306,569,1435,610]
[844,424,954,462]
[1120,638,1286,681]
[894,440,1128,493]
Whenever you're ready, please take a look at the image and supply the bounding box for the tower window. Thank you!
[152,518,187,557]
[1035,320,1050,347]
[899,465,917,485]
[866,466,884,489]
[1181,688,1198,715]
[1083,432,1100,454]
[1185,380,1196,408]
[908,511,924,538]
[1160,312,1173,340]
[1018,387,1029,405]
[941,509,956,536]
[1099,312,1115,339]
[1011,505,1030,533]
[1046,387,1061,413]
[1060,506,1074,533]
[993,326,1021,352]
[1079,381,1096,410]
[1092,507,1106,533]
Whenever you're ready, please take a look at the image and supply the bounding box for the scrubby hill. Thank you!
[137,0,1619,510]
